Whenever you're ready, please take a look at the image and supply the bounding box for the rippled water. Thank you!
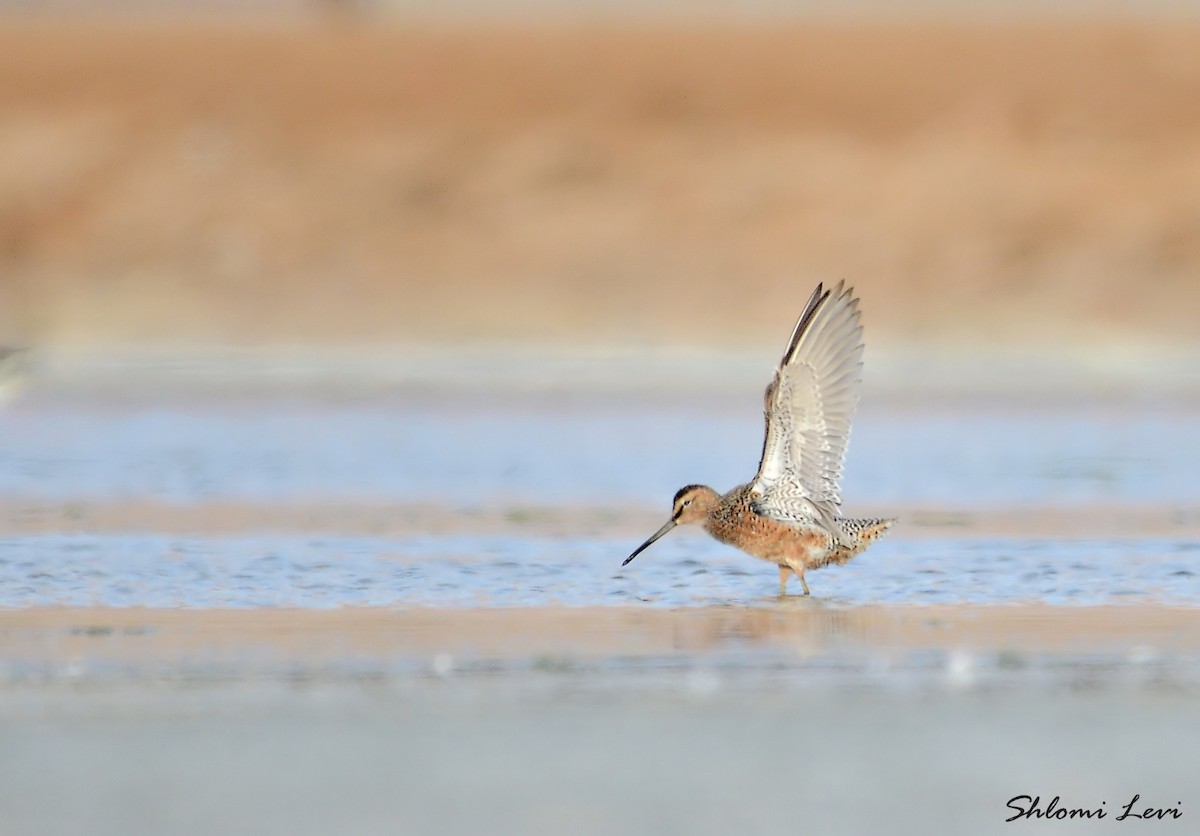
[1,533,1198,608]
[1,388,1198,608]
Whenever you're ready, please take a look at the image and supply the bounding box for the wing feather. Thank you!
[751,281,865,527]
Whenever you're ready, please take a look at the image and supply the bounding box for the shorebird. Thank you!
[622,281,894,595]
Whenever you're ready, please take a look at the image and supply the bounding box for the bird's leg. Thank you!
[778,565,791,596]
[798,570,811,596]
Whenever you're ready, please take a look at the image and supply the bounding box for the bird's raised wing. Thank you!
[750,281,864,531]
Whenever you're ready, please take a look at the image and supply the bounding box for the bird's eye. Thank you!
[683,499,692,507]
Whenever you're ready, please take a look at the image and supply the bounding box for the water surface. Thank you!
[1,388,1197,608]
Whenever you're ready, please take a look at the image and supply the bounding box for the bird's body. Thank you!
[623,281,895,595]
[704,483,894,594]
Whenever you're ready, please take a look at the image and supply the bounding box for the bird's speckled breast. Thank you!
[703,483,833,566]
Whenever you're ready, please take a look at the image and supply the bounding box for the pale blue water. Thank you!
[0,533,1197,608]
[0,389,1197,608]
[2,392,1197,508]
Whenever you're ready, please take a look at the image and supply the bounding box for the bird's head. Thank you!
[622,484,719,566]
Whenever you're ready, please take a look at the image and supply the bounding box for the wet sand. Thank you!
[4,496,1200,541]
[2,604,1198,836]
[3,604,1200,682]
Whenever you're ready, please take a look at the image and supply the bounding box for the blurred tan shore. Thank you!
[2,22,1200,358]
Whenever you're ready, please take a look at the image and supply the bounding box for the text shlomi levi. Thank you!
[1006,795,1182,823]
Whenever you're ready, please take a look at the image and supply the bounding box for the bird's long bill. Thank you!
[622,518,677,566]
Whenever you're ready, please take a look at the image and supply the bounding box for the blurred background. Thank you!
[2,1,1199,386]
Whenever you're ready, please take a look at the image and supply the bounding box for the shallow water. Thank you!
[2,384,1198,834]
[1,533,1198,608]
[1,388,1198,608]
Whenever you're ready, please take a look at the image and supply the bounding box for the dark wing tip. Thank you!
[781,282,833,366]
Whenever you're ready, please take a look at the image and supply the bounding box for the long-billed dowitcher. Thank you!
[623,281,894,595]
